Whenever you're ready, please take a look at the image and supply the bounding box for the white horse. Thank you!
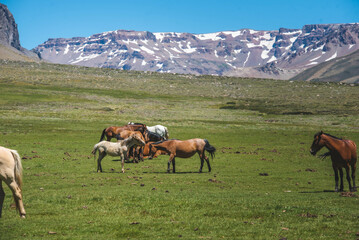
[128,122,169,140]
[0,146,26,218]
[92,134,145,173]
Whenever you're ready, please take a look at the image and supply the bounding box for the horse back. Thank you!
[332,139,357,166]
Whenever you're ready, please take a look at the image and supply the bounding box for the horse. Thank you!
[0,146,26,218]
[143,130,164,143]
[310,131,357,192]
[99,123,146,142]
[92,135,145,173]
[149,138,216,173]
[116,130,146,162]
[128,122,169,140]
[139,141,168,159]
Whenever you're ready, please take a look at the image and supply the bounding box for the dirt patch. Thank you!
[340,192,358,198]
[299,212,318,218]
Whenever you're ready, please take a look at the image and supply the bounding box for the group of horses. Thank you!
[93,122,216,174]
[0,130,357,219]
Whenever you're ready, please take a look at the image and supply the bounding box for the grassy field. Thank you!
[0,60,358,239]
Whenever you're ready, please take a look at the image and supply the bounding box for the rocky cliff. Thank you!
[0,3,39,61]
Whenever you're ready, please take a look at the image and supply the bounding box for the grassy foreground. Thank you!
[0,61,358,239]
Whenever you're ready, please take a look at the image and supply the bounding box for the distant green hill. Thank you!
[291,49,359,84]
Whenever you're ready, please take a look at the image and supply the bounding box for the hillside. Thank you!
[291,49,359,83]
[0,60,358,239]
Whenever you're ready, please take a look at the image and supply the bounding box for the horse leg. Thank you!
[345,165,353,192]
[0,181,4,218]
[204,155,211,172]
[97,152,106,172]
[172,158,176,173]
[167,154,175,173]
[6,179,26,218]
[339,168,344,192]
[139,147,144,162]
[333,166,339,192]
[121,153,125,173]
[198,152,204,173]
[352,163,357,192]
[199,157,204,173]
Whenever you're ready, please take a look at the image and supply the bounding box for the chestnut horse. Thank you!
[149,138,216,173]
[116,130,146,162]
[0,146,26,218]
[141,141,167,159]
[310,131,357,192]
[99,124,146,142]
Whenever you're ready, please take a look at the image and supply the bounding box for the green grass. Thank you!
[0,60,358,239]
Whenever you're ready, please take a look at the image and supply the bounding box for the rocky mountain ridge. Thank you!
[34,23,359,79]
[0,3,39,61]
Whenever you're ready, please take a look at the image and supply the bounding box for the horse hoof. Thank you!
[21,215,26,219]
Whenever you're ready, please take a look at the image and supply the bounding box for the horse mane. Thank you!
[323,132,343,140]
[151,139,168,145]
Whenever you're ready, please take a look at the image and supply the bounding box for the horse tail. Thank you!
[203,139,216,160]
[92,142,100,156]
[10,150,23,190]
[164,127,169,140]
[99,128,106,142]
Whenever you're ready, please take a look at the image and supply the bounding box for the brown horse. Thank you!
[149,138,216,173]
[116,130,146,162]
[0,146,26,218]
[99,124,146,142]
[141,141,167,159]
[310,131,357,192]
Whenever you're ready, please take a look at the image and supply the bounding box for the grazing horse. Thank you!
[0,146,26,218]
[149,138,216,173]
[99,123,146,142]
[310,131,357,192]
[92,135,145,173]
[128,122,169,140]
[140,142,168,159]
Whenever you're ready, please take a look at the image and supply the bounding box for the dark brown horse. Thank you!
[310,131,357,192]
[99,124,146,142]
[143,130,164,143]
[149,138,216,173]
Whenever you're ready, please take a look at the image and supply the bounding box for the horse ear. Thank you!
[320,130,323,135]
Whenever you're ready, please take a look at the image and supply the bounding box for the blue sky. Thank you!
[2,0,359,49]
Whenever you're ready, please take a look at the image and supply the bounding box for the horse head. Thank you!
[132,134,145,146]
[310,131,324,156]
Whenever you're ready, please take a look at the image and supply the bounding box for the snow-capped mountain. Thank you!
[34,23,359,79]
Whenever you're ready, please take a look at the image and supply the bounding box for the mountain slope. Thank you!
[33,24,359,79]
[0,3,39,61]
[291,49,359,83]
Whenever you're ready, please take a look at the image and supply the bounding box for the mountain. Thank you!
[34,24,359,80]
[290,49,359,83]
[0,3,39,61]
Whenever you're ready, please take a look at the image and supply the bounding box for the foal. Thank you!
[92,135,145,173]
[0,146,26,218]
[310,131,357,192]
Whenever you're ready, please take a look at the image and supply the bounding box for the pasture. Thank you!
[0,60,358,239]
